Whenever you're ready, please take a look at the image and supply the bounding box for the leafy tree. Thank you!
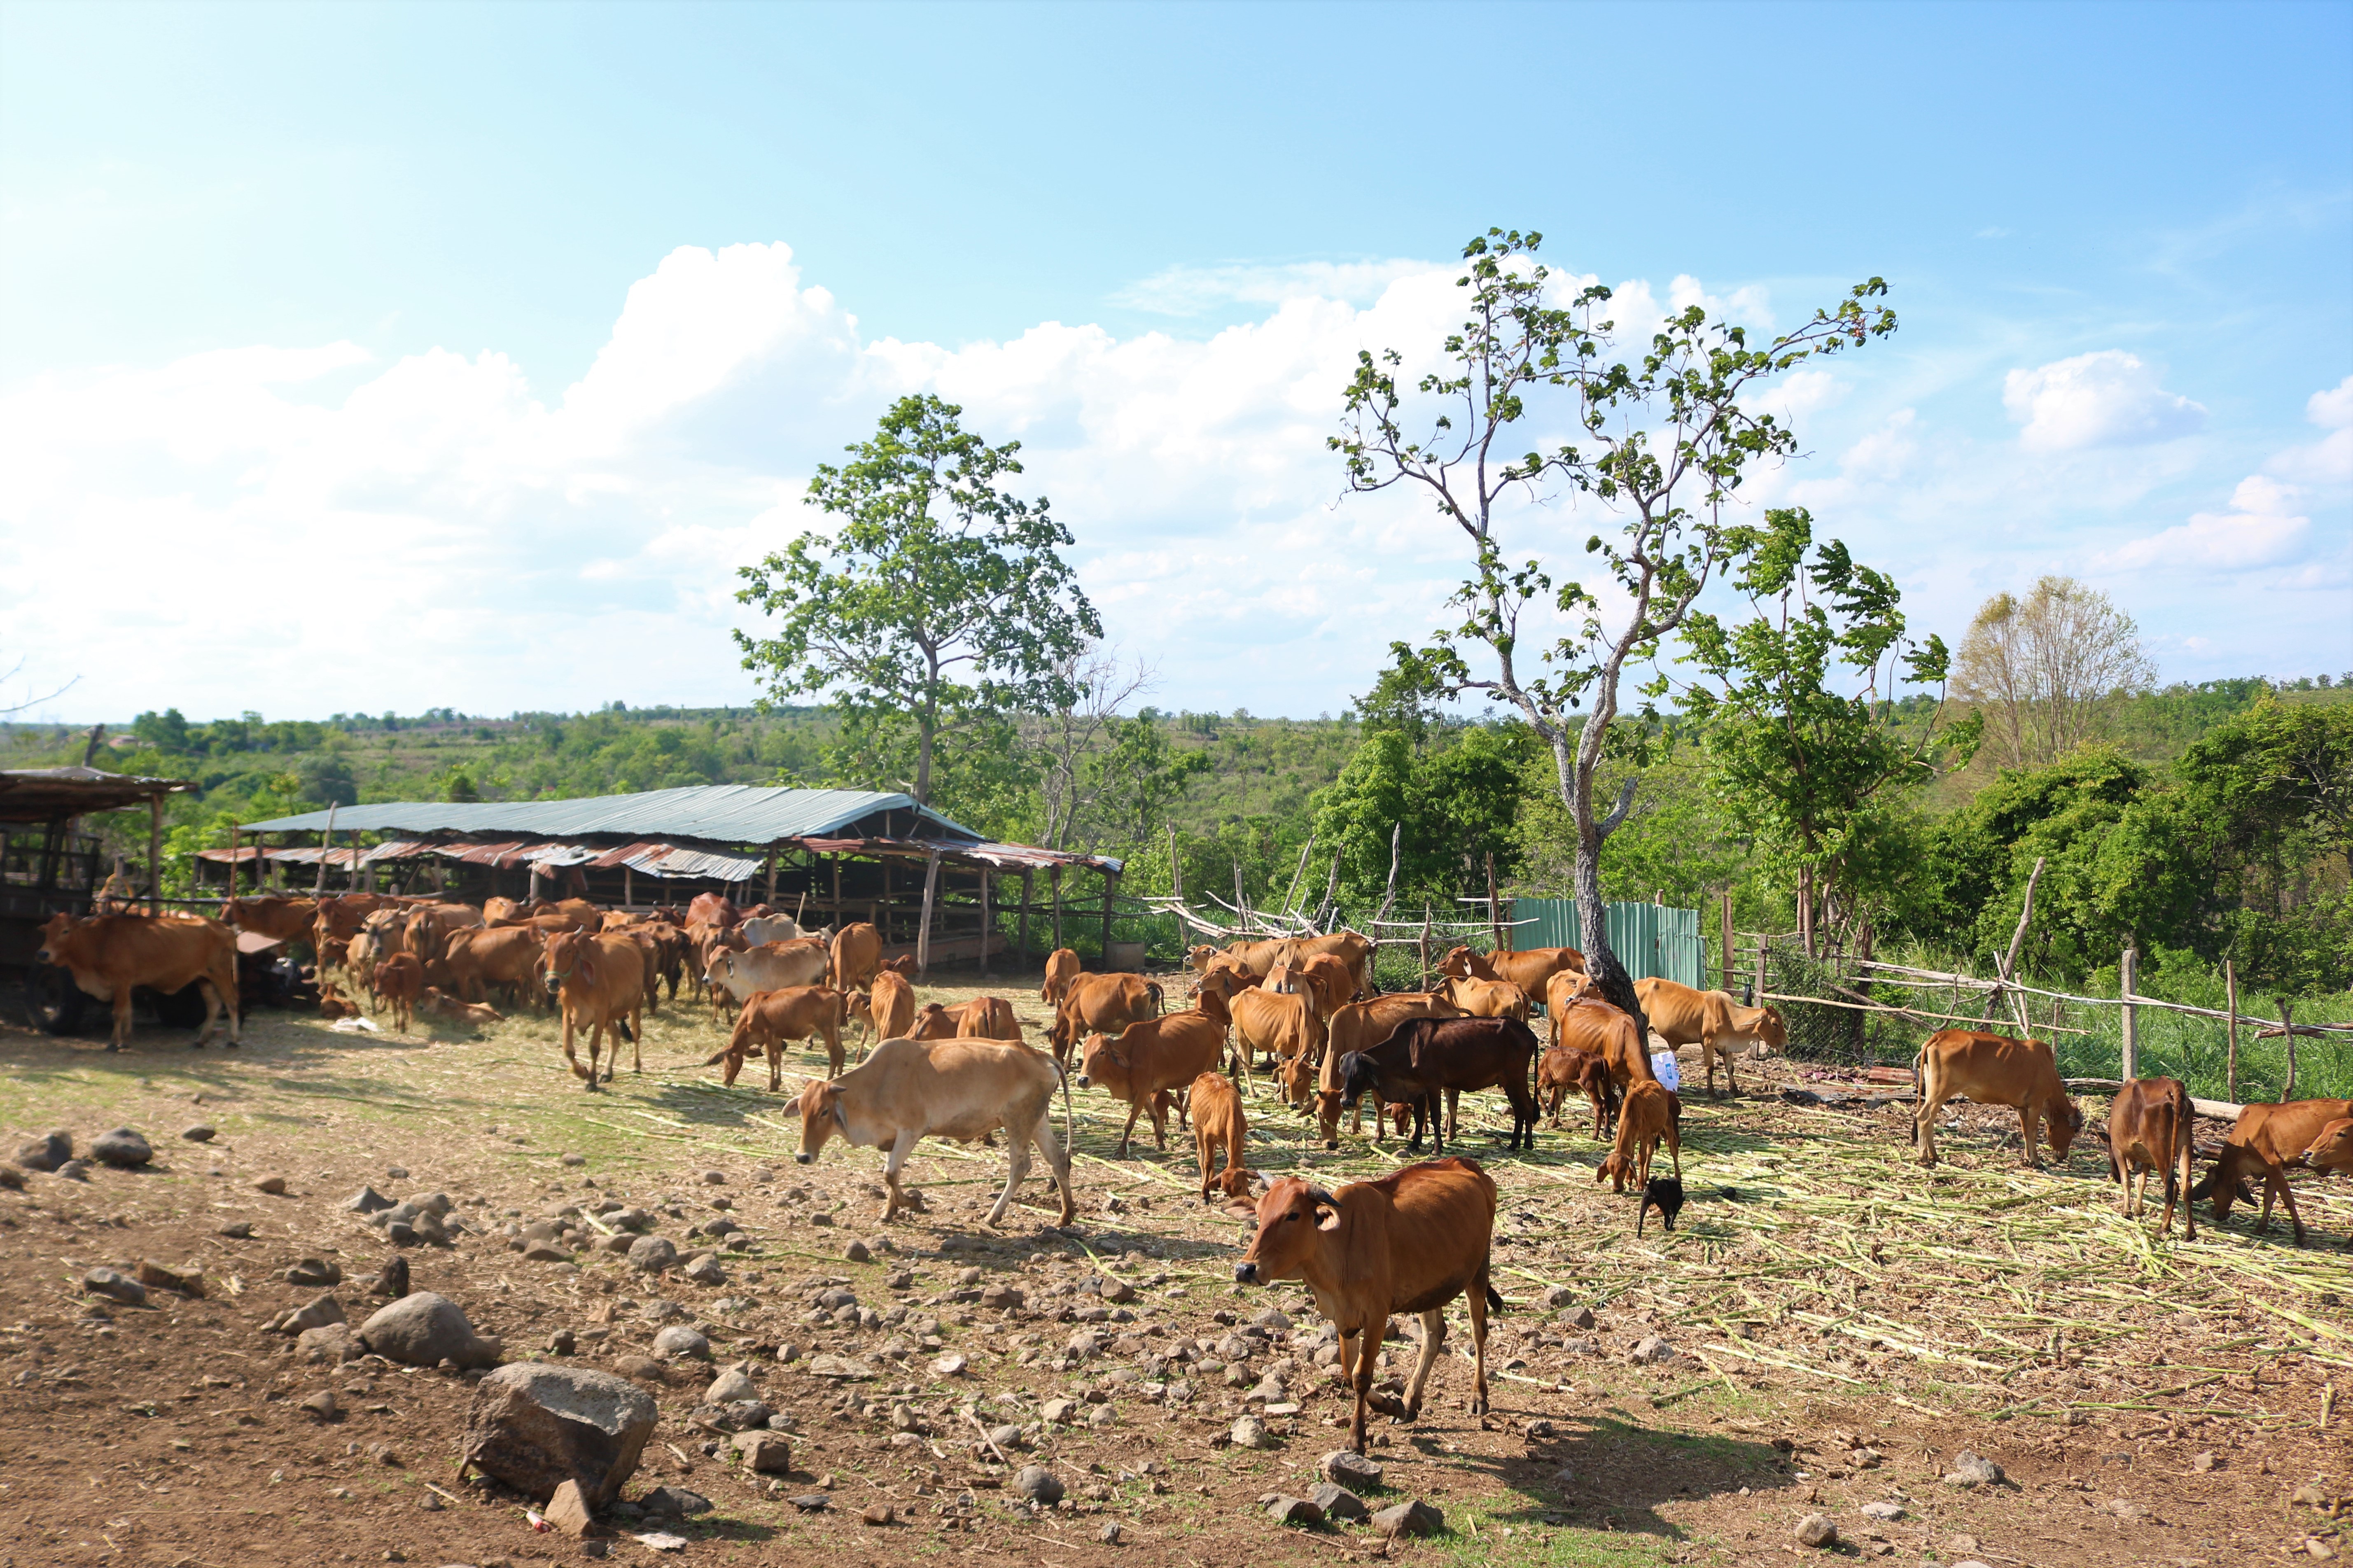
[1332,226,1894,1018]
[735,394,1100,804]
[1677,509,1977,951]
[444,768,483,804]
[295,753,358,808]
[1313,724,1532,908]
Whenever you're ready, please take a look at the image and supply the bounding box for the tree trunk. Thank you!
[1561,733,1645,1034]
[914,710,934,805]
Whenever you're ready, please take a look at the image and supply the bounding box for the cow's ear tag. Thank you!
[1313,1203,1341,1232]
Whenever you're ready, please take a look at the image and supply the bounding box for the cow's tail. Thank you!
[615,1015,635,1045]
[1484,1283,1506,1313]
[1146,981,1164,1016]
[1058,1060,1075,1153]
[1907,1037,1928,1144]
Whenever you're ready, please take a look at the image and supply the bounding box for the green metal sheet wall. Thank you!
[1510,899,1703,988]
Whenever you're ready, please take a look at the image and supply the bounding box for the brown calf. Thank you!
[544,928,647,1088]
[1234,1158,1500,1456]
[1538,1044,1619,1138]
[1188,1071,1253,1205]
[372,951,423,1034]
[1075,987,1231,1157]
[712,985,851,1086]
[2192,1097,2353,1246]
[1047,972,1164,1064]
[1911,1030,2083,1169]
[2106,1076,2195,1239]
[1040,947,1082,1006]
[1596,1078,1681,1194]
[909,996,1021,1042]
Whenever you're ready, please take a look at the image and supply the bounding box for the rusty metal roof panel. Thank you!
[240,786,975,846]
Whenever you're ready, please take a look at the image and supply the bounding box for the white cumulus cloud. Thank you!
[2268,373,2353,485]
[2104,474,2311,572]
[2003,350,2208,452]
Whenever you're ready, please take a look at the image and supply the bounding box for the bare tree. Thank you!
[0,653,77,717]
[1025,642,1156,850]
[1951,576,2155,769]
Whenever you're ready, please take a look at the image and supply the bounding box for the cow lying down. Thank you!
[797,1036,1076,1228]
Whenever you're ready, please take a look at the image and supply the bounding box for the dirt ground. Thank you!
[1,964,2349,1568]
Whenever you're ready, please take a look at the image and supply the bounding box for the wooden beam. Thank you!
[1018,868,1033,967]
[2119,946,2138,1082]
[978,866,992,978]
[1099,866,1119,959]
[916,849,941,978]
[147,795,163,915]
[313,802,336,900]
[1050,866,1063,952]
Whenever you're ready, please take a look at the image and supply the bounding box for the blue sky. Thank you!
[2,0,2347,721]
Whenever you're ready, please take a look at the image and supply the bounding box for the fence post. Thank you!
[1050,866,1063,952]
[1486,853,1503,953]
[1099,868,1120,961]
[1418,906,1431,992]
[978,868,992,979]
[2223,957,2240,1103]
[2119,947,2138,1082]
[312,802,336,901]
[149,794,164,913]
[1752,937,1768,1010]
[1720,892,1733,992]
[916,849,941,978]
[2279,997,2297,1101]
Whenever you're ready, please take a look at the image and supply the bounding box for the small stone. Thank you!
[561,1153,586,1167]
[1266,1494,1324,1527]
[217,1220,253,1239]
[136,1259,202,1297]
[932,1352,969,1377]
[1041,1398,1077,1426]
[1320,1451,1383,1489]
[682,1255,727,1286]
[1565,1305,1597,1330]
[300,1388,340,1421]
[544,1478,594,1535]
[14,1131,70,1171]
[642,1485,713,1516]
[1098,1519,1123,1544]
[790,1493,829,1512]
[628,1236,678,1273]
[2293,1484,2329,1508]
[1013,1465,1064,1505]
[297,1323,359,1365]
[355,1292,499,1369]
[522,1242,571,1264]
[1540,1286,1575,1309]
[1794,1512,1839,1548]
[287,1257,343,1288]
[1370,1499,1443,1538]
[701,1169,726,1184]
[254,1174,288,1195]
[1309,1481,1369,1521]
[979,1284,1023,1310]
[988,1423,1025,1454]
[181,1125,216,1142]
[385,1220,418,1246]
[2107,1497,2145,1523]
[734,1430,793,1475]
[90,1127,153,1168]
[345,1185,395,1214]
[2188,1451,2218,1473]
[373,1255,410,1298]
[548,1329,577,1356]
[843,1239,872,1263]
[861,1503,894,1526]
[55,1158,89,1181]
[1230,1415,1272,1450]
[1944,1450,2003,1488]
[652,1326,711,1361]
[805,1354,878,1381]
[707,1367,757,1404]
[385,1165,408,1179]
[613,1354,667,1384]
[1628,1335,1675,1365]
[82,1267,146,1306]
[2307,1539,2337,1561]
[1860,1500,1905,1521]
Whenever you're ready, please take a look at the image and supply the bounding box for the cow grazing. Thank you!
[1075,986,1232,1157]
[1188,1071,1254,1205]
[1040,947,1082,1006]
[1331,1015,1541,1154]
[1316,992,1463,1145]
[851,969,917,1050]
[796,1036,1075,1227]
[442,926,546,1009]
[2191,1097,2353,1246]
[1910,1030,2083,1169]
[1638,1176,1685,1237]
[909,996,1021,1041]
[1538,1044,1620,1137]
[829,922,884,991]
[1046,972,1164,1064]
[1219,982,1326,1082]
[1439,944,1585,1001]
[1635,977,1786,1097]
[37,912,243,1051]
[1233,1158,1501,1456]
[1445,973,1532,1023]
[2306,1118,2353,1175]
[419,987,503,1027]
[1547,996,1657,1101]
[2106,1076,2196,1239]
[712,985,851,1086]
[1597,1079,1681,1196]
[544,928,647,1087]
[372,951,424,1034]
[705,940,828,1018]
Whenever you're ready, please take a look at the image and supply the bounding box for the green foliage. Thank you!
[734,394,1100,803]
[1312,724,1534,907]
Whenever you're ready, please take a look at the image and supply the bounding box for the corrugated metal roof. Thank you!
[0,765,197,823]
[241,785,976,846]
[798,835,1123,875]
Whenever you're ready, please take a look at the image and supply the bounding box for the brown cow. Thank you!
[403,901,483,965]
[1596,1078,1681,1193]
[419,986,503,1028]
[1185,937,1293,978]
[1220,983,1325,1081]
[850,969,917,1050]
[544,928,647,1087]
[1270,952,1356,1021]
[372,951,423,1034]
[2306,1118,2353,1174]
[1188,1071,1254,1205]
[442,926,546,1009]
[829,922,884,991]
[686,892,741,929]
[1550,995,1655,1098]
[2105,1076,2196,1239]
[1330,1015,1541,1153]
[37,912,241,1050]
[795,1036,1074,1227]
[1636,978,1785,1097]
[1538,1045,1619,1137]
[1289,931,1377,994]
[710,986,852,1086]
[1440,944,1585,1000]
[1040,947,1082,1006]
[1046,972,1164,1064]
[316,892,396,945]
[1543,968,1594,1036]
[2192,1097,2353,1246]
[1445,973,1531,1023]
[219,895,319,954]
[1910,1030,2083,1169]
[317,981,360,1022]
[705,940,827,1018]
[1316,991,1463,1145]
[1075,986,1232,1157]
[1234,1157,1499,1456]
[910,996,1022,1041]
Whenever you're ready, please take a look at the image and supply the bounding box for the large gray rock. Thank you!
[1320,1450,1383,1489]
[1309,1481,1369,1522]
[459,1363,658,1508]
[1013,1465,1064,1505]
[357,1291,501,1369]
[16,1132,70,1172]
[628,1235,678,1272]
[89,1128,153,1168]
[651,1326,710,1361]
[1371,1499,1443,1538]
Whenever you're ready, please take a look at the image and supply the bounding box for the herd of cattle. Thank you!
[26,891,2353,1450]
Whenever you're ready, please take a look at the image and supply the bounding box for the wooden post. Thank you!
[1987,856,2044,1035]
[1375,823,1401,926]
[2119,946,2138,1082]
[978,866,992,978]
[624,864,633,908]
[229,823,240,896]
[148,794,163,914]
[1752,937,1768,1010]
[1797,865,1814,959]
[2279,997,2297,1101]
[1018,868,1033,966]
[312,802,337,900]
[1099,868,1119,960]
[1051,866,1063,951]
[1719,891,1734,992]
[1280,836,1314,918]
[880,856,892,942]
[1485,852,1502,954]
[915,849,941,978]
[1418,905,1431,992]
[831,852,842,924]
[765,849,777,907]
[2224,958,2241,1103]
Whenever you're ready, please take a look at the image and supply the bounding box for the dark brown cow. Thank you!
[2106,1076,2196,1239]
[1330,1015,1540,1154]
[1316,992,1462,1146]
[2192,1097,2353,1246]
[37,912,241,1050]
[1234,1157,1500,1455]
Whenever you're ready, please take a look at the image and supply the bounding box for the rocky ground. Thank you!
[1,966,2348,1568]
